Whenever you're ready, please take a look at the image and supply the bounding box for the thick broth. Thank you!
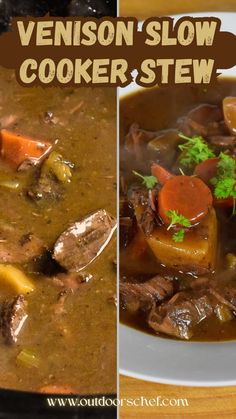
[0,68,116,393]
[120,79,236,341]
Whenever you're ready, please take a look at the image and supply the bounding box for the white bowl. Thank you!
[119,12,236,386]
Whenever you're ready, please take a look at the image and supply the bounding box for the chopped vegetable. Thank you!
[0,180,20,189]
[132,170,157,189]
[210,152,236,214]
[158,176,213,226]
[0,129,52,167]
[0,264,34,293]
[146,208,218,274]
[178,133,215,167]
[151,163,173,185]
[215,305,233,323]
[16,349,39,368]
[226,253,236,270]
[42,151,73,183]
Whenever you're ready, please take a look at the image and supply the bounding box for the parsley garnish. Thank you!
[210,152,236,215]
[166,210,191,229]
[178,133,215,167]
[132,170,157,189]
[166,210,191,242]
[173,229,185,243]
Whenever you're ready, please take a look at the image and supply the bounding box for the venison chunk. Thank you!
[0,224,45,264]
[1,295,28,344]
[120,275,174,313]
[148,291,214,340]
[53,209,116,271]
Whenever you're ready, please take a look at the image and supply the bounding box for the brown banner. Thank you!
[0,16,235,86]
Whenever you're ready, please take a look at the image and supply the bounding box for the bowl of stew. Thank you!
[119,12,236,386]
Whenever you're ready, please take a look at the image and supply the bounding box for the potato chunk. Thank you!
[0,264,35,293]
[146,209,217,274]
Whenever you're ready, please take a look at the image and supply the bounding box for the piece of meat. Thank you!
[128,187,161,236]
[139,205,157,236]
[190,277,211,289]
[147,271,236,340]
[191,274,236,311]
[208,277,236,311]
[120,275,174,313]
[148,290,214,340]
[125,123,157,161]
[178,104,225,138]
[120,216,135,249]
[0,295,28,344]
[208,135,236,155]
[0,224,45,264]
[129,186,149,208]
[51,272,93,290]
[28,170,62,201]
[52,272,93,314]
[53,209,116,272]
[208,135,236,147]
[54,289,70,315]
[139,189,160,235]
[188,104,223,125]
[125,124,157,149]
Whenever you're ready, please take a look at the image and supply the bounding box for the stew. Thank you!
[120,79,236,341]
[0,66,116,393]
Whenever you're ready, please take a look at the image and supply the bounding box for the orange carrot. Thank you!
[0,129,52,167]
[158,176,213,225]
[39,385,77,394]
[151,163,173,185]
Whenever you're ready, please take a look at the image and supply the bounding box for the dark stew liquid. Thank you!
[120,78,236,342]
[0,67,116,393]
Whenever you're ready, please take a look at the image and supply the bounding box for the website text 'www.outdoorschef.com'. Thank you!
[47,396,189,408]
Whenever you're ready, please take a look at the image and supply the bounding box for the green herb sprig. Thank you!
[132,170,157,190]
[166,210,191,242]
[172,229,185,243]
[178,133,215,167]
[210,152,236,215]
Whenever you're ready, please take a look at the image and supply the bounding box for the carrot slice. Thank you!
[158,175,213,225]
[195,158,234,208]
[0,129,52,167]
[39,385,76,394]
[151,163,173,185]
